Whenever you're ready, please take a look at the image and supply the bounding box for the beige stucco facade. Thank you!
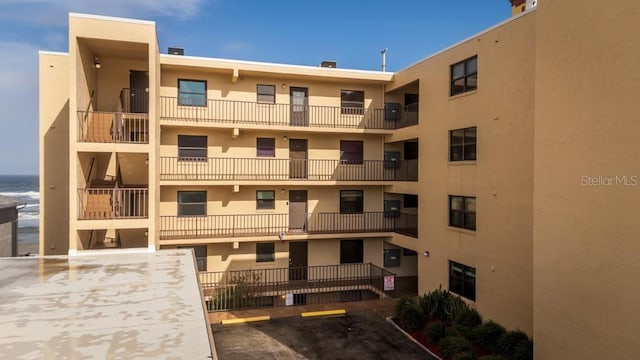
[39,2,640,357]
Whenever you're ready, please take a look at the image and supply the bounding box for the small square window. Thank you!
[341,90,364,115]
[449,127,476,162]
[257,84,276,104]
[257,138,275,157]
[340,190,363,214]
[450,56,478,96]
[178,79,207,106]
[340,140,363,164]
[340,239,363,264]
[256,190,275,209]
[178,135,207,160]
[449,260,476,301]
[178,191,207,216]
[449,195,476,231]
[256,242,275,262]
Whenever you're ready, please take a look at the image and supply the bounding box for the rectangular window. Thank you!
[450,56,478,96]
[256,190,275,209]
[449,127,477,161]
[178,135,207,160]
[257,84,276,103]
[340,190,363,214]
[178,245,207,271]
[340,239,363,264]
[256,137,275,157]
[340,140,363,164]
[449,261,476,301]
[178,191,207,216]
[404,93,419,112]
[341,90,364,115]
[403,194,418,208]
[178,79,207,106]
[449,195,476,231]
[256,242,275,262]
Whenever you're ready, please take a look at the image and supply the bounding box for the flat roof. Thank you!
[0,195,24,209]
[0,249,215,359]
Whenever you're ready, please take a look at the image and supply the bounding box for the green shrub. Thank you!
[454,307,483,338]
[395,296,424,332]
[471,321,506,352]
[424,320,446,343]
[419,286,469,322]
[439,335,473,359]
[497,330,533,360]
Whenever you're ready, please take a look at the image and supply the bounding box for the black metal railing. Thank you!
[159,212,418,239]
[77,111,149,143]
[200,263,396,311]
[159,157,418,182]
[78,188,149,219]
[160,96,415,130]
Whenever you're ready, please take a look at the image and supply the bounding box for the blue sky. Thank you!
[0,0,511,175]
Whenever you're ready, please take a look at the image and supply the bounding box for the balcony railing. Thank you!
[160,96,416,130]
[160,157,418,182]
[159,212,417,239]
[78,188,149,219]
[77,111,149,143]
[200,263,396,311]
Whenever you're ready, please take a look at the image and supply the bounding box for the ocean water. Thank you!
[0,175,39,246]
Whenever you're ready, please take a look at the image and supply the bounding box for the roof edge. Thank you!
[397,7,536,73]
[69,12,155,26]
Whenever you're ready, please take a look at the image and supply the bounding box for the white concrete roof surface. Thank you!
[0,249,215,359]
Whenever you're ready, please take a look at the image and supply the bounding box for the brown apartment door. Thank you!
[290,87,308,126]
[289,139,308,179]
[289,190,308,232]
[289,241,308,282]
[129,70,149,113]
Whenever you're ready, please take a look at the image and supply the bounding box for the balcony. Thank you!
[200,263,396,311]
[160,157,418,182]
[160,96,414,130]
[77,187,149,219]
[159,212,417,240]
[77,89,149,144]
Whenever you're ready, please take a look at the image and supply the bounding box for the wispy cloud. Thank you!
[0,0,206,27]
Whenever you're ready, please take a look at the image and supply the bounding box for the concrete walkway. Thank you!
[208,298,397,324]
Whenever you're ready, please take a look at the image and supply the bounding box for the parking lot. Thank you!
[212,310,435,360]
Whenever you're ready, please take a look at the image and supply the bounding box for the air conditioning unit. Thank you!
[168,47,184,55]
[384,151,401,169]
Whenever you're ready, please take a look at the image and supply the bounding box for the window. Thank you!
[450,56,478,96]
[340,140,363,164]
[178,191,206,216]
[449,261,476,301]
[256,190,275,209]
[404,93,419,112]
[340,190,363,214]
[404,141,419,160]
[178,79,207,106]
[256,242,275,262]
[178,135,207,160]
[341,90,364,115]
[449,127,477,161]
[340,239,363,264]
[403,194,418,208]
[178,245,207,271]
[257,84,276,103]
[449,195,476,231]
[256,138,275,157]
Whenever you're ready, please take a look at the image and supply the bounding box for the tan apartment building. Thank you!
[39,1,640,358]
